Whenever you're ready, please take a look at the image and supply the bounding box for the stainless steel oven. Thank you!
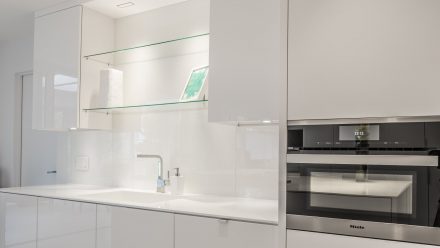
[286,122,440,246]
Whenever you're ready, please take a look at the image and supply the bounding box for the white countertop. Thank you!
[0,185,278,225]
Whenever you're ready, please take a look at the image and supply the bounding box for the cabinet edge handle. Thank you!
[218,219,229,224]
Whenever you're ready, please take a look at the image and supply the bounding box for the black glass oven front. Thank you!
[287,162,440,228]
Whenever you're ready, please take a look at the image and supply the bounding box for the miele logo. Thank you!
[349,224,366,230]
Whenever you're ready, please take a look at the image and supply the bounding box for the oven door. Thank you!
[286,154,440,245]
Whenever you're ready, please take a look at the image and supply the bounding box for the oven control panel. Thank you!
[288,122,440,151]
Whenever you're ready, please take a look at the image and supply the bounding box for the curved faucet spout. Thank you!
[137,154,168,193]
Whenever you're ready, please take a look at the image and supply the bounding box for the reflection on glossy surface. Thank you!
[0,185,279,225]
[34,73,79,130]
[97,205,174,248]
[33,6,81,130]
[82,190,178,204]
[289,171,414,214]
[37,198,96,248]
[0,193,38,248]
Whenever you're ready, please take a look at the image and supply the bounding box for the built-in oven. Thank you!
[286,122,440,246]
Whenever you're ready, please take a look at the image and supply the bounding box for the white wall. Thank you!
[0,35,34,187]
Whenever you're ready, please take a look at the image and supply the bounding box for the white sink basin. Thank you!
[81,190,177,205]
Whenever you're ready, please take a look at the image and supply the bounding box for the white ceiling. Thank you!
[0,0,74,41]
[84,0,189,19]
[0,0,190,41]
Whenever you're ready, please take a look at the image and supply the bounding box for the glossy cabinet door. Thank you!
[97,205,174,248]
[37,198,96,248]
[287,230,437,248]
[33,6,82,130]
[0,193,38,248]
[175,215,278,248]
[209,0,281,123]
[288,0,440,121]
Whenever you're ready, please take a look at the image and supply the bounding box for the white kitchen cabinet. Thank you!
[96,205,174,248]
[208,0,281,123]
[175,214,277,248]
[287,230,437,248]
[33,6,82,130]
[33,6,113,131]
[0,194,38,248]
[37,198,96,248]
[288,0,440,121]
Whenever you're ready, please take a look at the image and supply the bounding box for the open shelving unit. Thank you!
[83,99,208,114]
[84,33,210,66]
[82,33,210,114]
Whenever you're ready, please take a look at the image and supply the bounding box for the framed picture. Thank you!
[180,66,209,102]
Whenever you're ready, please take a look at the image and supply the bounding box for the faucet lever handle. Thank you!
[173,167,181,177]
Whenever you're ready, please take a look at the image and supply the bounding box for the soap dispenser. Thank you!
[170,167,185,196]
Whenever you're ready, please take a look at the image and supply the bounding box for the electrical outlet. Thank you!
[75,156,89,171]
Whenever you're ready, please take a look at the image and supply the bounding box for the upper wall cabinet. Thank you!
[288,0,440,121]
[33,6,113,131]
[208,0,281,123]
[34,0,209,130]
[33,6,82,130]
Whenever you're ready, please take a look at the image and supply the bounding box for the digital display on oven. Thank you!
[339,125,380,141]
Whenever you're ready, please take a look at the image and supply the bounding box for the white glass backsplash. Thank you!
[58,109,279,200]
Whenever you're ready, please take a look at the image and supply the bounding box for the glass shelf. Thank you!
[84,33,209,66]
[83,100,208,114]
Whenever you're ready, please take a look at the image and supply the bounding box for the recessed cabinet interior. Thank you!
[288,0,440,121]
[81,0,210,120]
[174,214,278,248]
[208,0,281,123]
[0,193,38,248]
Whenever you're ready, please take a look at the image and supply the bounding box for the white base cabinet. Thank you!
[97,205,174,248]
[175,214,278,248]
[0,194,38,248]
[287,230,437,248]
[37,198,96,248]
[0,194,278,248]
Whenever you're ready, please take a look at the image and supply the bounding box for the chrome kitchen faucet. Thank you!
[137,154,169,193]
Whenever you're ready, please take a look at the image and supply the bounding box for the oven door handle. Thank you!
[286,154,438,167]
[429,150,440,168]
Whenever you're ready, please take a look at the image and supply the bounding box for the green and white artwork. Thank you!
[180,66,209,101]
